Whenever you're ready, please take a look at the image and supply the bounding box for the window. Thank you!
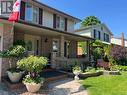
[104,33,109,42]
[25,3,32,21]
[93,29,101,39]
[56,16,60,28]
[53,39,59,52]
[33,7,39,23]
[56,15,65,30]
[60,17,65,30]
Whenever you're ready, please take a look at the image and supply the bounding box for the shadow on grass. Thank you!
[82,84,92,89]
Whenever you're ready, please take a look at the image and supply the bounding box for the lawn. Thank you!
[82,72,127,95]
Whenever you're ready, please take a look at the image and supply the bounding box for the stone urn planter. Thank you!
[25,83,42,93]
[7,71,24,83]
[73,70,81,80]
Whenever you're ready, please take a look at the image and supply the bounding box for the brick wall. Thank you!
[2,24,14,76]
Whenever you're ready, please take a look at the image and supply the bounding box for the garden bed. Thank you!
[103,70,121,75]
[59,70,103,79]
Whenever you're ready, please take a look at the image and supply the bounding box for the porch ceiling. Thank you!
[0,17,94,42]
[15,22,94,42]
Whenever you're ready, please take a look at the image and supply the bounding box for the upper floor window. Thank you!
[56,16,60,28]
[25,3,32,22]
[56,15,65,30]
[25,3,39,23]
[60,17,65,30]
[104,33,109,42]
[33,7,39,23]
[93,29,101,40]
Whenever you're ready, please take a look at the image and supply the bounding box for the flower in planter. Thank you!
[17,55,48,92]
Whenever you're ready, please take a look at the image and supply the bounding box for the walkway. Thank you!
[0,78,88,95]
[48,78,88,95]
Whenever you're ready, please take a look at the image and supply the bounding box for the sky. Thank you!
[41,0,127,38]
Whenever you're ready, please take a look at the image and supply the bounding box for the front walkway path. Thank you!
[0,78,88,95]
[48,78,88,95]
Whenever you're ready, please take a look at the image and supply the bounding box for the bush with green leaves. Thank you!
[73,66,81,72]
[23,75,44,84]
[85,67,96,73]
[17,55,48,78]
[13,40,26,47]
[112,65,127,71]
[0,45,26,58]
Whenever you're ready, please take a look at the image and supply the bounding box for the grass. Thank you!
[82,72,127,95]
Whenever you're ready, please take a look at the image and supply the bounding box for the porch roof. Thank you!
[0,17,94,41]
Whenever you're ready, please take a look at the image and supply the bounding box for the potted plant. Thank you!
[72,60,82,80]
[73,66,82,80]
[17,55,48,93]
[0,45,26,83]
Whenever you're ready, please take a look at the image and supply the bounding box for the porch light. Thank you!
[45,38,48,43]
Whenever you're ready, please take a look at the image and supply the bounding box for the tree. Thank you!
[81,16,101,28]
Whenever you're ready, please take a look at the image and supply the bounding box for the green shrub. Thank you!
[23,75,44,84]
[0,45,26,58]
[17,55,48,73]
[73,66,81,72]
[13,40,26,47]
[113,65,127,71]
[85,67,96,73]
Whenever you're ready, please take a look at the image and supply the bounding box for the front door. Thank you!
[25,34,41,55]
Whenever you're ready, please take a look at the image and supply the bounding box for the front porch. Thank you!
[0,19,93,80]
[14,21,93,70]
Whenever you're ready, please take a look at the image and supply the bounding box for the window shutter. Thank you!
[98,31,101,40]
[104,33,105,41]
[39,8,43,25]
[93,29,96,38]
[20,1,25,20]
[65,18,68,31]
[53,14,56,28]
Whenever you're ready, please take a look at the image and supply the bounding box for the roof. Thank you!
[75,23,113,35]
[0,16,94,41]
[33,0,81,22]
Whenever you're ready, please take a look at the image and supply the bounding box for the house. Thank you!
[75,24,113,43]
[0,0,93,81]
[111,33,127,47]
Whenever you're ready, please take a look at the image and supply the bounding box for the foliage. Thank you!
[91,40,105,61]
[23,75,44,84]
[112,65,127,71]
[81,16,101,28]
[13,40,26,47]
[72,60,81,72]
[82,72,127,95]
[78,42,87,55]
[17,55,48,74]
[9,45,26,58]
[7,67,23,73]
[110,45,127,65]
[85,67,96,73]
[92,47,104,61]
[0,45,26,58]
[73,66,81,72]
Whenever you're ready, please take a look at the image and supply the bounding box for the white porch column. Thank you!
[60,36,64,57]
